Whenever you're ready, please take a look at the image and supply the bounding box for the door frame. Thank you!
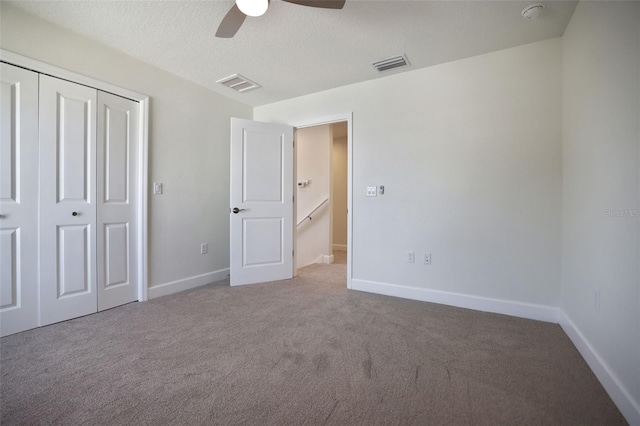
[291,113,353,289]
[0,49,150,302]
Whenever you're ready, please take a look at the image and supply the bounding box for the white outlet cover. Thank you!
[407,251,415,263]
[366,186,377,197]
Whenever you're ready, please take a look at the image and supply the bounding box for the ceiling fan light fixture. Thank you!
[236,0,269,17]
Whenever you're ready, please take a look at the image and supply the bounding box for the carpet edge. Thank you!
[148,268,229,299]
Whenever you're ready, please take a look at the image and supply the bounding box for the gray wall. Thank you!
[562,1,640,421]
[332,131,348,250]
[256,38,563,310]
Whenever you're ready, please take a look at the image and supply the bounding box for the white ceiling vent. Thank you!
[371,54,410,72]
[216,74,261,93]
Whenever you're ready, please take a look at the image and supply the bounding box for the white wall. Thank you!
[0,4,252,296]
[561,1,640,423]
[256,38,563,316]
[332,132,348,250]
[296,125,331,268]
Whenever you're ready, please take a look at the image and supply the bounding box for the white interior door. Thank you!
[97,91,139,310]
[230,118,294,286]
[0,63,39,336]
[39,75,98,326]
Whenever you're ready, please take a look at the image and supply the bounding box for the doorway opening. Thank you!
[294,119,350,283]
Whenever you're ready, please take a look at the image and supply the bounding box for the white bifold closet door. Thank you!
[96,90,139,312]
[38,75,139,327]
[0,64,40,336]
[1,67,140,336]
[39,75,99,325]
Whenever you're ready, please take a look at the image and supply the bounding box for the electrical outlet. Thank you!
[366,186,377,197]
[406,251,415,263]
[201,243,208,255]
[423,253,431,265]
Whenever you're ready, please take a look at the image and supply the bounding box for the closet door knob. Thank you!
[72,211,79,216]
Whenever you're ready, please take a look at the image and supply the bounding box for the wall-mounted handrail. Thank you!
[297,198,329,226]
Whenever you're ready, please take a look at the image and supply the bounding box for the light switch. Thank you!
[153,182,163,195]
[366,186,377,197]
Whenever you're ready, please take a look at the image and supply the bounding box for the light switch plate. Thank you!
[366,186,377,197]
[153,182,163,195]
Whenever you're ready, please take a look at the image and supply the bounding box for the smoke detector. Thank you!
[521,3,544,19]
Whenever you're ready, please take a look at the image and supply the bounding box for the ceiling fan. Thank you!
[216,0,346,38]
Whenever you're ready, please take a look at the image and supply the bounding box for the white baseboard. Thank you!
[559,312,640,425]
[351,279,560,323]
[333,244,347,252]
[148,268,229,299]
[312,254,334,264]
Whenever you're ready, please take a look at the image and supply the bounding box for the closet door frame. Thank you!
[0,49,150,303]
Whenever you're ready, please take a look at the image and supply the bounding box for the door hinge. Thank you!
[293,195,295,202]
[292,250,294,257]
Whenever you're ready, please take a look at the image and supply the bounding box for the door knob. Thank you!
[72,211,79,216]
[232,207,246,214]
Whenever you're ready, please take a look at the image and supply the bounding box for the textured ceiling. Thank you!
[8,0,577,107]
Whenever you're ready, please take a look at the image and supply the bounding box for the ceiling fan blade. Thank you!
[281,0,345,9]
[216,4,247,38]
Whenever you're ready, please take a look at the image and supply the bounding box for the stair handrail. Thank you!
[297,198,329,226]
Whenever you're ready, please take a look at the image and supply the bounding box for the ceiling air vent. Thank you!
[371,54,410,72]
[216,73,261,93]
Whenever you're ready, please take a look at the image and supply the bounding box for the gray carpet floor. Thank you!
[0,262,626,425]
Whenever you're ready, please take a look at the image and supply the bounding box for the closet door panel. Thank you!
[0,63,39,337]
[97,91,139,311]
[58,96,91,202]
[39,75,98,326]
[57,224,91,296]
